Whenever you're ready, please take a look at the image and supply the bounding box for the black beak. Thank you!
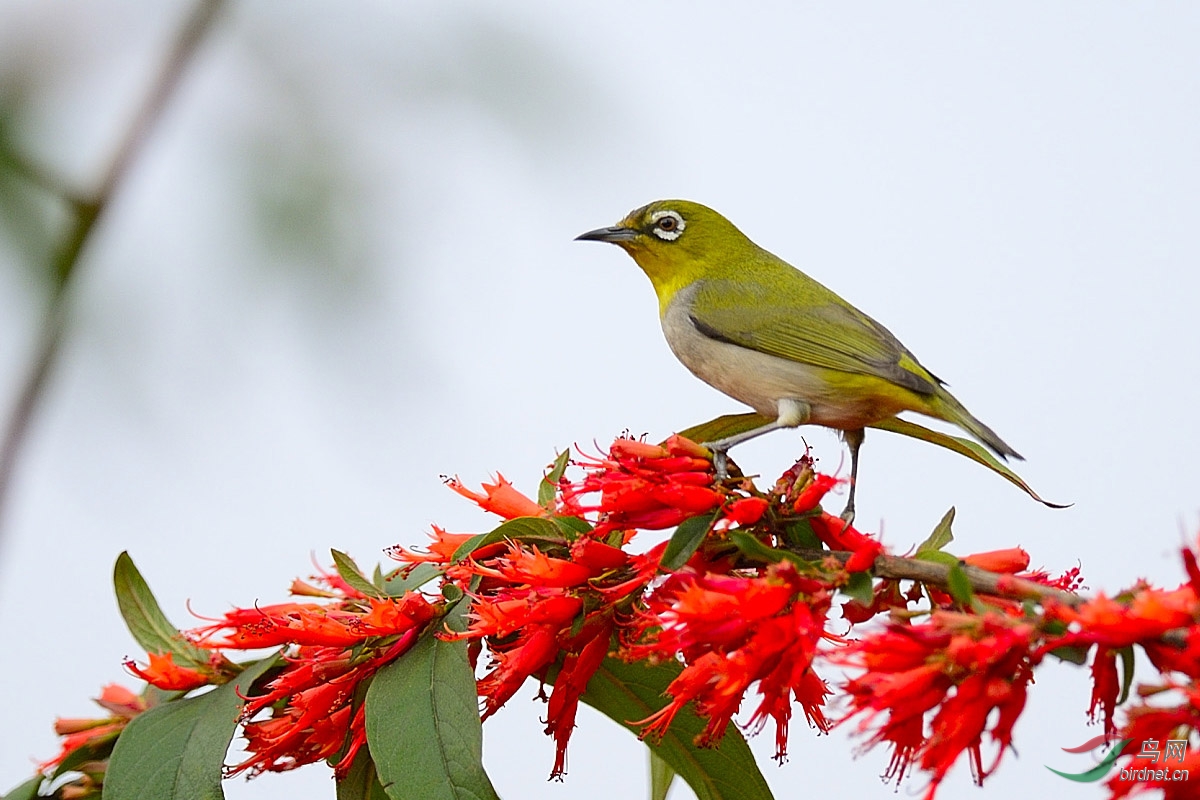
[575,225,637,243]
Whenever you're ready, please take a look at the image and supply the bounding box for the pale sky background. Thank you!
[1,2,1198,799]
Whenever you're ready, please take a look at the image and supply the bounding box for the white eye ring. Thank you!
[650,210,685,241]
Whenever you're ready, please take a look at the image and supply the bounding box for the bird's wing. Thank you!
[686,278,941,396]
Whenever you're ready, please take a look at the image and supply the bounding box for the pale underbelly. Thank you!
[661,302,921,429]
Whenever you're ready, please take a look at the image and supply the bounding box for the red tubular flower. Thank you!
[387,525,478,566]
[545,620,614,778]
[477,625,562,719]
[721,496,770,527]
[661,433,712,459]
[963,547,1031,574]
[446,474,547,520]
[451,590,583,640]
[123,652,213,691]
[359,594,440,635]
[467,542,594,588]
[1088,646,1120,738]
[1180,534,1200,595]
[608,439,672,460]
[570,538,629,571]
[792,473,841,513]
[808,512,885,572]
[1017,563,1085,593]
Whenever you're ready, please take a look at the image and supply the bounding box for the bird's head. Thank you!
[576,200,756,298]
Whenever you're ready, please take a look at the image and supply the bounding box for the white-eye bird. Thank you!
[577,200,1021,520]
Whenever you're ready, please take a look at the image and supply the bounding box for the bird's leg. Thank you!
[702,399,811,479]
[840,427,865,523]
[710,447,729,479]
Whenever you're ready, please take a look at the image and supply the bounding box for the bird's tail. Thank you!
[929,390,1024,461]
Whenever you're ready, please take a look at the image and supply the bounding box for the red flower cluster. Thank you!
[558,436,722,535]
[93,431,1200,800]
[837,611,1037,798]
[771,457,881,571]
[406,435,875,777]
[422,505,646,776]
[187,572,440,777]
[628,562,836,760]
[831,537,1200,800]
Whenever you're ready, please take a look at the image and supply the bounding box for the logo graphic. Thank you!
[1045,735,1129,783]
[1048,736,1191,785]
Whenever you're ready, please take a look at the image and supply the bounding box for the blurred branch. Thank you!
[0,0,226,534]
[0,146,86,207]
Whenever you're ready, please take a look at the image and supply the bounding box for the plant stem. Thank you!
[0,0,226,534]
[789,547,1084,608]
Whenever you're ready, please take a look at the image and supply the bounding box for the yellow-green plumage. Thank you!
[577,199,1020,518]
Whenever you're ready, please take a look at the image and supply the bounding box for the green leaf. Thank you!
[333,549,386,599]
[677,413,770,446]
[365,604,500,800]
[677,413,1069,509]
[726,531,810,569]
[52,736,119,779]
[539,449,571,507]
[450,516,565,562]
[781,518,822,550]
[0,775,43,800]
[103,656,277,800]
[551,514,593,538]
[841,571,875,605]
[913,550,961,568]
[442,582,465,604]
[946,562,974,607]
[113,552,210,667]
[728,531,785,564]
[1048,645,1090,665]
[1117,645,1136,705]
[382,563,441,597]
[650,750,677,800]
[337,749,392,800]
[578,657,773,800]
[661,513,718,571]
[869,417,1069,508]
[915,508,956,554]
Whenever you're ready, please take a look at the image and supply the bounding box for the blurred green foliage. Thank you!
[0,81,67,293]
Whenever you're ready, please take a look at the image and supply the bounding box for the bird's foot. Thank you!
[706,445,729,480]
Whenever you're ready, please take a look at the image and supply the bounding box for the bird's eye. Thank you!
[649,210,685,241]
